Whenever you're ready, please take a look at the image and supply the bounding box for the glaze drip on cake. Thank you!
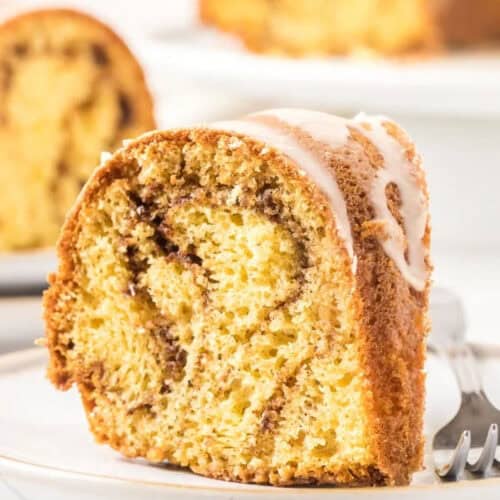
[352,114,428,291]
[211,109,429,290]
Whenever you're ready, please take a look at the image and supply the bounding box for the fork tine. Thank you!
[467,423,498,474]
[437,430,471,480]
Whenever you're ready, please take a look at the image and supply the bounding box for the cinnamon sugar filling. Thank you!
[99,183,312,417]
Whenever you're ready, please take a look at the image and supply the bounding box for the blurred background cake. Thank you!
[0,8,155,251]
[200,0,500,56]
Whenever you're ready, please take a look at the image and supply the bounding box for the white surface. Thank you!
[0,297,42,352]
[0,249,55,289]
[398,114,500,249]
[1,349,500,499]
[433,251,500,345]
[142,28,500,117]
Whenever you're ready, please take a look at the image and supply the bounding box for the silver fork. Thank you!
[430,287,500,480]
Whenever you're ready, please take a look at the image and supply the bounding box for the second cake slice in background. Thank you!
[0,9,156,251]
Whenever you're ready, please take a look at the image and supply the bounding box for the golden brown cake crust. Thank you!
[0,8,155,250]
[44,117,430,487]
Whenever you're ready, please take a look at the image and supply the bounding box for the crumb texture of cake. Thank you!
[0,9,155,251]
[199,0,500,55]
[44,108,431,487]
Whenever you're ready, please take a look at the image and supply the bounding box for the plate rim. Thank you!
[2,347,500,494]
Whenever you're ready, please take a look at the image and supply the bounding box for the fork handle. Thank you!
[441,343,484,395]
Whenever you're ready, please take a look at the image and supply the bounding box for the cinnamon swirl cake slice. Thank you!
[44,109,431,487]
[0,9,155,250]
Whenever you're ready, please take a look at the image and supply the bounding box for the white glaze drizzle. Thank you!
[206,109,429,290]
[208,117,355,267]
[351,113,428,291]
[252,108,351,150]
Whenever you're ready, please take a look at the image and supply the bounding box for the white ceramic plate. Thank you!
[0,249,56,290]
[1,349,500,499]
[140,28,500,117]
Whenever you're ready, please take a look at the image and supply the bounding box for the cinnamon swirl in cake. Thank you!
[44,109,431,486]
[0,9,155,250]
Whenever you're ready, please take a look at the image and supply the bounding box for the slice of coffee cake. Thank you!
[44,109,431,486]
